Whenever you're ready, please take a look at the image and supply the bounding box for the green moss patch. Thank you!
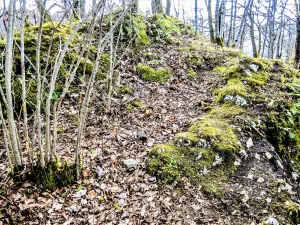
[189,118,241,156]
[120,84,134,95]
[187,69,197,79]
[136,63,172,82]
[216,79,247,103]
[209,104,244,119]
[130,99,142,108]
[13,160,76,190]
[148,111,241,191]
[244,72,269,87]
[148,144,216,184]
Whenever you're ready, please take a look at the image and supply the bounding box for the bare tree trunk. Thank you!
[214,0,220,38]
[217,0,226,45]
[36,0,46,167]
[80,0,85,17]
[194,0,198,34]
[20,0,32,164]
[227,0,234,46]
[294,0,300,68]
[206,0,214,42]
[107,13,114,112]
[232,0,238,45]
[268,0,278,59]
[75,4,129,179]
[240,25,248,51]
[151,0,163,14]
[5,0,22,167]
[166,0,171,16]
[261,0,272,58]
[234,0,252,49]
[249,11,258,57]
[52,21,97,160]
[0,103,13,170]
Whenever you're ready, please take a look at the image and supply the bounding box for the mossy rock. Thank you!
[136,63,172,82]
[244,72,269,87]
[174,132,200,146]
[209,104,244,119]
[148,144,216,184]
[216,78,247,103]
[148,114,241,188]
[243,57,273,72]
[189,118,241,156]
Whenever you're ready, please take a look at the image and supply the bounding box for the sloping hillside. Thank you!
[0,14,299,224]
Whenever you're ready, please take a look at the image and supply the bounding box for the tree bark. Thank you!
[249,11,258,57]
[5,0,21,167]
[36,0,46,166]
[227,0,234,46]
[214,0,220,38]
[206,0,214,42]
[20,0,32,164]
[151,0,163,14]
[194,0,198,34]
[166,0,171,16]
[234,0,252,49]
[294,0,300,68]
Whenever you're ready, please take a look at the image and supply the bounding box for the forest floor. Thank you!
[0,38,299,225]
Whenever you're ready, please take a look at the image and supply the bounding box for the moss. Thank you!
[174,132,200,145]
[120,84,134,95]
[243,57,273,72]
[26,162,76,190]
[99,196,105,202]
[215,37,224,47]
[57,126,64,133]
[136,63,172,82]
[114,204,121,211]
[148,112,241,189]
[130,99,142,108]
[216,78,247,103]
[148,144,216,184]
[209,103,244,119]
[118,14,150,46]
[148,14,182,42]
[198,165,236,196]
[189,118,241,156]
[126,104,132,112]
[244,72,269,87]
[187,69,197,79]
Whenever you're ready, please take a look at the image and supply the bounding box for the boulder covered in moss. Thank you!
[148,114,242,187]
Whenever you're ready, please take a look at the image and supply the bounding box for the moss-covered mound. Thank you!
[148,108,242,189]
[136,63,172,82]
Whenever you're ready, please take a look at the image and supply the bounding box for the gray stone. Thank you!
[224,95,247,107]
[264,216,279,225]
[148,177,157,183]
[248,63,259,73]
[136,130,147,141]
[124,159,139,170]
